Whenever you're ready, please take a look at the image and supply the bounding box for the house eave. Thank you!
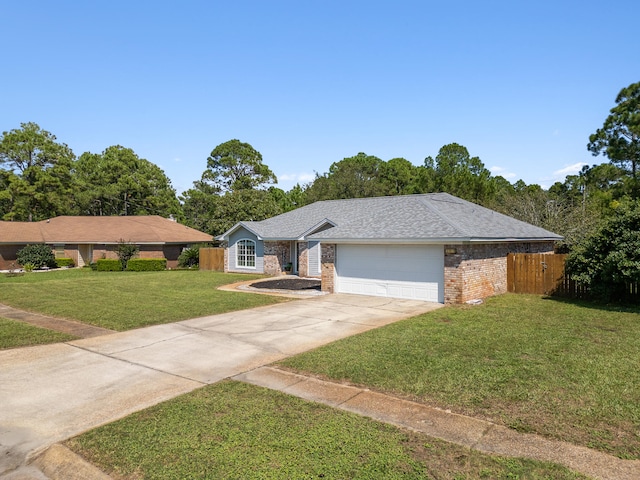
[305,236,562,244]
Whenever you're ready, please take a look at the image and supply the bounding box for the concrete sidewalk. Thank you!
[0,304,114,339]
[234,367,640,480]
[23,364,640,480]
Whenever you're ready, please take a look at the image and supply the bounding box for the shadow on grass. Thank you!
[542,294,640,314]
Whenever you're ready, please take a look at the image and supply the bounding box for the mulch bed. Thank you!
[250,278,321,291]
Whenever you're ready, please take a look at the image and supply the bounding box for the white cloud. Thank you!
[279,172,315,185]
[489,165,517,180]
[536,162,589,189]
[174,157,182,163]
[553,162,586,177]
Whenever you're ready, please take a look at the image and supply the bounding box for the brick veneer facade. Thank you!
[263,241,291,275]
[297,242,309,277]
[85,244,183,269]
[443,241,555,303]
[1,243,186,270]
[320,243,336,293]
[0,245,21,270]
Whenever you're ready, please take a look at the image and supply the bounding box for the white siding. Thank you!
[227,229,264,273]
[308,241,321,277]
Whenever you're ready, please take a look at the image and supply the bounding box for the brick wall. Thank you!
[320,243,336,293]
[444,241,555,304]
[298,242,309,277]
[90,244,181,268]
[162,245,182,269]
[62,246,79,265]
[0,245,21,270]
[0,243,184,270]
[263,241,291,275]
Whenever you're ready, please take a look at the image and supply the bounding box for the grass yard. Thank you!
[279,294,640,459]
[66,380,587,480]
[0,317,77,349]
[0,269,287,331]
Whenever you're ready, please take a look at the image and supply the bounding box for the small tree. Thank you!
[566,201,640,301]
[116,239,139,270]
[16,244,56,269]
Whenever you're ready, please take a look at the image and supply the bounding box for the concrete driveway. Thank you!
[0,294,440,476]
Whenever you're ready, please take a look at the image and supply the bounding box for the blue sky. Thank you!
[2,1,639,195]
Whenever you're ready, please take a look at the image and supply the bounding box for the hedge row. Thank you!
[55,258,75,268]
[96,259,122,271]
[127,258,167,271]
[95,258,167,271]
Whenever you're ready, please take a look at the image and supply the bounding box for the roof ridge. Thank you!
[314,193,438,204]
[419,195,473,237]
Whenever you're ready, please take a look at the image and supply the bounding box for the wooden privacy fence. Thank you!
[507,253,567,296]
[199,247,224,271]
[508,253,640,300]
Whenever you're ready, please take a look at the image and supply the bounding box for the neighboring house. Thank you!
[218,193,562,304]
[0,216,213,270]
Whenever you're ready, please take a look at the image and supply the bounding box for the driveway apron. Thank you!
[0,294,439,476]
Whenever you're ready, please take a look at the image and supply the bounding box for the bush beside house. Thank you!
[127,258,167,271]
[16,244,57,269]
[96,259,123,271]
[55,258,75,268]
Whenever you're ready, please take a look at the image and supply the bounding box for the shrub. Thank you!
[567,201,640,301]
[96,259,123,271]
[55,258,75,268]
[16,244,56,269]
[177,244,212,268]
[116,240,139,271]
[127,258,167,271]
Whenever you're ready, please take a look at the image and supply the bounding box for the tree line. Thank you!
[2,81,639,261]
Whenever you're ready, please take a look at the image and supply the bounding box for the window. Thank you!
[237,239,256,268]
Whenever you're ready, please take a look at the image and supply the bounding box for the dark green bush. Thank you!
[127,258,167,271]
[16,244,56,269]
[55,258,75,268]
[178,243,213,268]
[178,246,199,268]
[567,201,640,301]
[96,259,123,271]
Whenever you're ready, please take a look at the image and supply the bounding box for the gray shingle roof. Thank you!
[221,193,562,243]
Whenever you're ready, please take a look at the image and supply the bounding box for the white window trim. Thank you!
[236,238,257,269]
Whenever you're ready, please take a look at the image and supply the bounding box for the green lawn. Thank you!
[279,294,640,459]
[0,317,77,349]
[0,269,287,331]
[4,271,629,475]
[66,380,587,480]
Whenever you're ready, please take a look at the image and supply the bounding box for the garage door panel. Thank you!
[335,245,444,303]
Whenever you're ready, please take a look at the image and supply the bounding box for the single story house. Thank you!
[0,216,213,270]
[218,193,562,304]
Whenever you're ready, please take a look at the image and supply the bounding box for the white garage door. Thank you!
[335,245,444,303]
